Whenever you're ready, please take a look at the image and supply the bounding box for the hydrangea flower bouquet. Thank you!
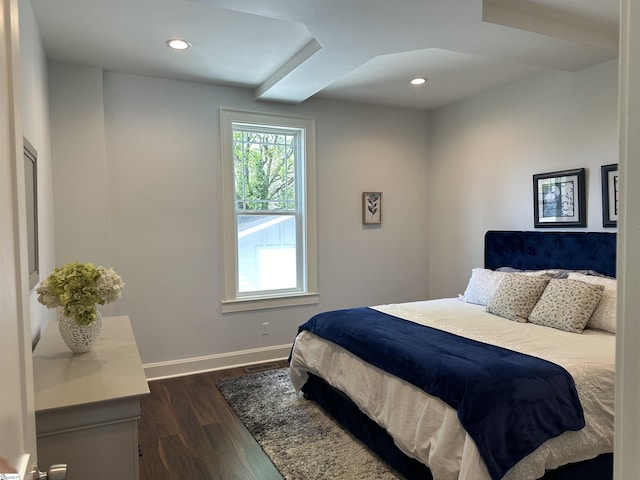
[36,262,125,326]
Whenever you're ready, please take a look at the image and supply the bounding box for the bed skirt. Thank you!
[300,373,613,480]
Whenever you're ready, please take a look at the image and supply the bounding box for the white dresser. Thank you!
[33,315,149,480]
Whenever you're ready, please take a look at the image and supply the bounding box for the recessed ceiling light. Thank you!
[410,77,427,85]
[166,38,192,50]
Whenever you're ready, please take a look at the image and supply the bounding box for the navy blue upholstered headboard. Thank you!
[484,231,617,278]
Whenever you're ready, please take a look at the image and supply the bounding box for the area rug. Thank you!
[216,368,405,480]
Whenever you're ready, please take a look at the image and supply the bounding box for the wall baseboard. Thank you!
[143,344,291,381]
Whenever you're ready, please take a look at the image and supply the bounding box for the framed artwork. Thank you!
[24,138,39,288]
[362,192,382,224]
[533,168,586,228]
[601,163,618,228]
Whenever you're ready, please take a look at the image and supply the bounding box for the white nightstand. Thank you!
[33,315,150,480]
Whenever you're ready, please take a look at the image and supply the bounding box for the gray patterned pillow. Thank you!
[486,273,550,323]
[528,279,604,333]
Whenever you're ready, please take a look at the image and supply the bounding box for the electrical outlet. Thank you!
[261,322,270,335]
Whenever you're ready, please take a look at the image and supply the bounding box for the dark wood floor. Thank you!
[138,360,289,480]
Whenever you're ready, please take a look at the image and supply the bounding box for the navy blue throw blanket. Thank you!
[298,307,585,480]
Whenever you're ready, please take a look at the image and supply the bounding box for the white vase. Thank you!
[58,310,103,353]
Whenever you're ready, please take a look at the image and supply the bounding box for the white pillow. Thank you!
[567,272,617,334]
[459,268,508,306]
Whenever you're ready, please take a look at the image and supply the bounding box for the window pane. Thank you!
[237,214,297,293]
[233,128,296,211]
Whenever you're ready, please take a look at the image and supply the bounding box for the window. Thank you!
[220,109,318,312]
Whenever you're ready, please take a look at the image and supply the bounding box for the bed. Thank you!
[289,230,616,480]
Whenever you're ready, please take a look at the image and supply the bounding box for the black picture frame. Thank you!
[601,163,618,228]
[533,168,586,228]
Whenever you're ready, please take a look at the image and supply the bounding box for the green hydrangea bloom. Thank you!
[40,262,104,325]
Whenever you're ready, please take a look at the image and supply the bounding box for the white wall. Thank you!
[18,0,55,342]
[47,63,111,268]
[48,65,430,370]
[427,59,619,299]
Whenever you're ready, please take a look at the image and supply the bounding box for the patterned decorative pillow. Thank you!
[567,272,617,333]
[460,268,508,306]
[528,279,604,333]
[486,274,550,322]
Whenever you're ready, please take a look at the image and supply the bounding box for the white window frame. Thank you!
[220,109,318,312]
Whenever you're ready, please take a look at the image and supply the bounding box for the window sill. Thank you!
[221,292,320,313]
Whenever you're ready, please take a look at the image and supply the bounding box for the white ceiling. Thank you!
[28,0,619,111]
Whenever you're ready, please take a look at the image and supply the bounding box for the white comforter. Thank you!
[289,298,615,480]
